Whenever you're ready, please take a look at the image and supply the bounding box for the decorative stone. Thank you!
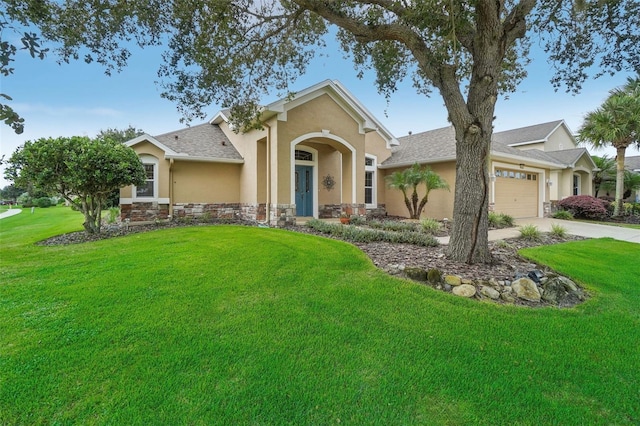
[512,277,541,302]
[461,278,474,285]
[542,276,584,307]
[444,275,462,286]
[500,292,516,303]
[480,286,500,300]
[405,267,427,282]
[427,268,443,284]
[452,284,476,298]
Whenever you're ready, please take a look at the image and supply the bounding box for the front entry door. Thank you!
[295,165,313,216]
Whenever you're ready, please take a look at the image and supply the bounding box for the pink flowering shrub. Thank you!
[557,195,608,220]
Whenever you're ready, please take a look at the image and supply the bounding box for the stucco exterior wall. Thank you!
[121,140,170,201]
[171,161,242,203]
[382,161,456,220]
[276,93,365,205]
[546,126,576,151]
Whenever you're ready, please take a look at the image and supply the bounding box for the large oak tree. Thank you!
[4,0,639,262]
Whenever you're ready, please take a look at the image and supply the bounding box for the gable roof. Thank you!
[380,122,594,170]
[210,79,399,148]
[126,123,243,163]
[492,120,567,147]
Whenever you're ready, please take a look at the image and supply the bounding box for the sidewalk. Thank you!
[0,209,22,220]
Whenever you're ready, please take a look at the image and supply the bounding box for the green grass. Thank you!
[575,218,640,230]
[1,208,639,424]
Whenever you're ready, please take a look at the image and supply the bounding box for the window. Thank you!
[365,155,376,207]
[573,174,580,195]
[365,171,373,204]
[136,163,155,197]
[295,150,313,161]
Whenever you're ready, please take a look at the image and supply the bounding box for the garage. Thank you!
[493,168,539,218]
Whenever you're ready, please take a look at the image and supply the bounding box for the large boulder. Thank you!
[542,276,585,307]
[512,277,541,302]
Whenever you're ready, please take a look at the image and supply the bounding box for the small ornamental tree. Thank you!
[5,136,146,233]
[386,163,449,219]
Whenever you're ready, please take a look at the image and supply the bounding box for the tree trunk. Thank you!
[614,146,626,216]
[446,127,492,263]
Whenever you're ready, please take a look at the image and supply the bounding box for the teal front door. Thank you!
[295,165,313,216]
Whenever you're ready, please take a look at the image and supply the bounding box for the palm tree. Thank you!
[386,163,449,219]
[591,155,616,198]
[578,76,640,216]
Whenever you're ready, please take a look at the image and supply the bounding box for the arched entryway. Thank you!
[290,132,357,219]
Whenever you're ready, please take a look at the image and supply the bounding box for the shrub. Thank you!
[550,224,567,238]
[552,210,574,220]
[35,197,52,208]
[519,224,541,241]
[420,218,441,234]
[349,215,366,226]
[306,219,438,247]
[489,212,515,228]
[557,195,608,220]
[368,219,419,232]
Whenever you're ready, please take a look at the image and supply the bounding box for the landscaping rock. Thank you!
[452,284,476,298]
[427,268,443,284]
[444,275,462,286]
[405,267,428,282]
[480,286,500,300]
[512,277,541,302]
[542,276,584,307]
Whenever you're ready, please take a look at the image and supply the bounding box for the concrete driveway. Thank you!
[514,217,640,244]
[437,217,640,244]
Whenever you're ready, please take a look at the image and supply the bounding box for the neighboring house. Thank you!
[121,80,595,224]
[625,155,640,202]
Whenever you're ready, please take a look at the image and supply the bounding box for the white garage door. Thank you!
[494,169,539,218]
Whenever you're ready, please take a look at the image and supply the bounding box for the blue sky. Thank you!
[1,34,637,188]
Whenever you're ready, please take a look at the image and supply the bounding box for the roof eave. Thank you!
[165,155,244,164]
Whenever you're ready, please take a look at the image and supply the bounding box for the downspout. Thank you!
[263,121,272,226]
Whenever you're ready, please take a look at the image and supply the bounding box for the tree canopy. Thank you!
[578,77,640,216]
[5,136,146,233]
[3,0,639,262]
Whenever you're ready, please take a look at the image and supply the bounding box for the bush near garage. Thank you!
[557,195,608,220]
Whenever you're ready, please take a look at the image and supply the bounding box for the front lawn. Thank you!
[1,207,639,424]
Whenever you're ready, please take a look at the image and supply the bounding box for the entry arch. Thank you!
[289,132,357,217]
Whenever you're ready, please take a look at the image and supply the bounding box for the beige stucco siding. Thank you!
[382,162,456,219]
[546,126,576,151]
[122,140,171,200]
[276,93,365,205]
[171,161,241,203]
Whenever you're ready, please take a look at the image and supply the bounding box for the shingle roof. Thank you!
[543,148,591,166]
[154,123,242,160]
[492,120,564,146]
[381,122,589,169]
[626,155,640,171]
[382,126,457,167]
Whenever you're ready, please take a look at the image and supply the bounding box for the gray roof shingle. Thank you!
[626,155,640,171]
[154,123,242,160]
[381,122,589,169]
[492,120,564,146]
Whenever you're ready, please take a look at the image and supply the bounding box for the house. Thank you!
[120,80,596,224]
[625,155,640,202]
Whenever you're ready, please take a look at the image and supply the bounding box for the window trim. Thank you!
[365,154,377,208]
[133,154,159,201]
